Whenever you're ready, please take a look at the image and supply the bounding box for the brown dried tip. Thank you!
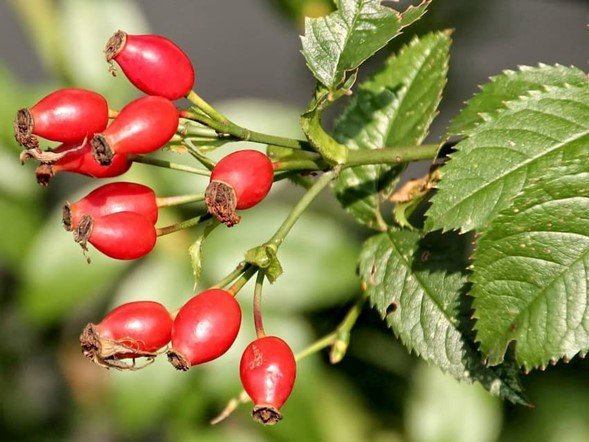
[14,108,39,149]
[73,215,94,255]
[252,404,282,426]
[20,147,69,165]
[62,203,73,231]
[35,163,54,186]
[166,349,191,371]
[79,323,157,371]
[104,30,127,75]
[90,134,114,165]
[205,180,240,227]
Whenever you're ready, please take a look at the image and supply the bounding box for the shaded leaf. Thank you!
[359,229,528,404]
[334,31,450,229]
[300,0,431,91]
[471,158,589,370]
[448,64,588,136]
[426,84,589,233]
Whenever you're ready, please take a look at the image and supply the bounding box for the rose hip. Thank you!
[80,300,173,370]
[167,289,241,370]
[35,142,131,186]
[205,150,274,226]
[14,88,109,149]
[91,96,179,165]
[105,30,195,100]
[73,211,156,260]
[63,182,158,231]
[240,336,296,425]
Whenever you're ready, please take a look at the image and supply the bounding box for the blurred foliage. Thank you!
[1,1,589,442]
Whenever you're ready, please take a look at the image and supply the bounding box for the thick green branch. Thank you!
[344,144,439,167]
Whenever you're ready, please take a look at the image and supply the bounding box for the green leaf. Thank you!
[359,229,528,404]
[188,219,218,288]
[448,64,588,136]
[300,0,431,91]
[426,83,589,233]
[333,31,451,230]
[471,158,589,370]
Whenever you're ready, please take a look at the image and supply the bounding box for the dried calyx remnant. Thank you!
[91,134,114,165]
[166,349,191,371]
[252,405,282,426]
[205,180,240,227]
[104,30,127,74]
[14,108,38,148]
[79,323,157,371]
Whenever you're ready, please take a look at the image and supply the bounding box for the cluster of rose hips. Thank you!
[14,31,294,425]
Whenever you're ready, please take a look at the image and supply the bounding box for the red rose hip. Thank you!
[80,300,173,370]
[73,211,156,260]
[167,289,241,370]
[35,142,131,186]
[91,96,179,165]
[240,336,296,425]
[14,88,109,149]
[105,30,195,100]
[205,150,274,226]
[63,181,158,231]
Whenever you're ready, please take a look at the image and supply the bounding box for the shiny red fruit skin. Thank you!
[109,31,194,100]
[88,211,156,260]
[68,182,157,230]
[49,142,131,178]
[94,96,178,156]
[26,88,109,142]
[97,301,173,356]
[169,289,241,368]
[240,336,296,410]
[210,150,274,209]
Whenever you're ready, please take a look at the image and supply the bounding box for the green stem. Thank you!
[184,140,217,170]
[155,194,205,208]
[295,332,338,361]
[156,214,211,236]
[211,261,251,289]
[268,169,339,248]
[186,90,227,123]
[330,291,368,363]
[227,266,258,296]
[129,154,211,176]
[345,144,439,167]
[272,158,327,172]
[253,271,266,338]
[182,111,315,152]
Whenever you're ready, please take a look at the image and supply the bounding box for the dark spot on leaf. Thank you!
[385,302,397,316]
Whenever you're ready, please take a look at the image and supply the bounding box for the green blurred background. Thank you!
[1,1,588,441]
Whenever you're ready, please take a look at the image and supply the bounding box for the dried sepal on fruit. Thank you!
[205,150,274,226]
[80,301,173,370]
[34,142,131,186]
